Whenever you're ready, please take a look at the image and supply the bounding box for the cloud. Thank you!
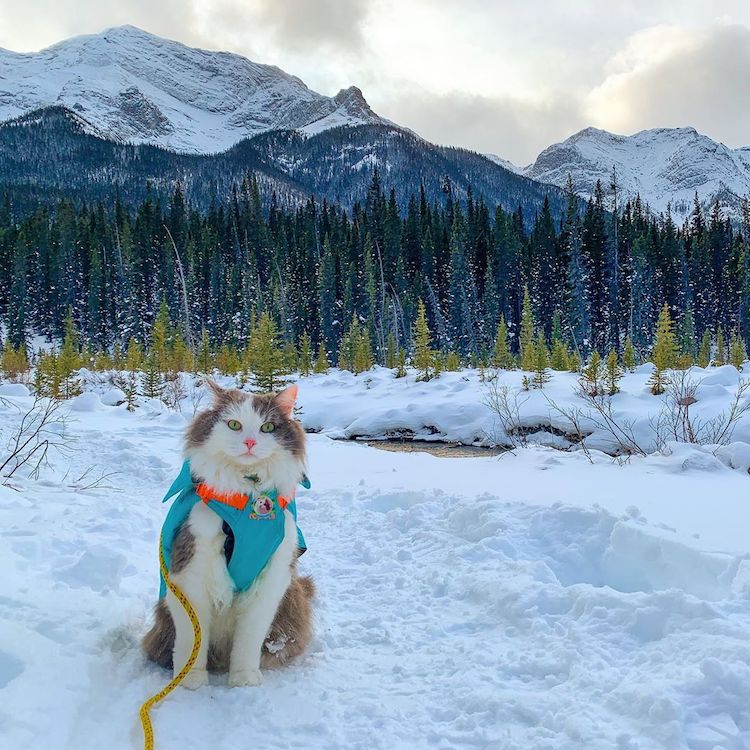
[248,0,368,53]
[586,24,750,147]
[375,89,582,167]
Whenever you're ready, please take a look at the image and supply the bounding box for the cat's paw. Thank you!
[228,667,263,687]
[180,668,209,690]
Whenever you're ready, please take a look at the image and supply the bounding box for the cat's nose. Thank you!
[244,438,257,452]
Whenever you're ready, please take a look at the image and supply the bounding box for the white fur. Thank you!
[167,390,304,688]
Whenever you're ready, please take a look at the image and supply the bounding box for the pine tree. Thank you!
[142,354,164,399]
[150,300,171,373]
[395,348,407,378]
[649,304,678,395]
[353,326,374,374]
[567,349,582,373]
[605,350,622,395]
[282,342,299,373]
[729,330,747,370]
[698,330,711,368]
[493,316,514,369]
[196,329,213,374]
[313,341,329,374]
[251,313,288,392]
[622,336,637,371]
[385,333,397,369]
[413,300,434,381]
[445,352,461,372]
[550,339,570,371]
[519,287,535,371]
[58,309,82,398]
[126,337,144,372]
[170,333,193,373]
[1,340,29,381]
[35,351,63,399]
[299,332,313,376]
[532,331,550,388]
[580,351,603,396]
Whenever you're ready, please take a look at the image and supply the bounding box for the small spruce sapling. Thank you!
[622,336,637,371]
[492,316,514,370]
[532,331,550,388]
[579,351,603,396]
[605,350,622,395]
[649,304,678,395]
[313,342,329,374]
[729,330,747,370]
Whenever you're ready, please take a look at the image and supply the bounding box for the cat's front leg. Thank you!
[229,513,296,687]
[168,504,230,689]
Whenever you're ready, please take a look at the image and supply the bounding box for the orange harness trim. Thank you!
[195,483,291,512]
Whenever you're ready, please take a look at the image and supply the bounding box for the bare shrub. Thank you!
[653,371,750,451]
[483,381,530,449]
[0,396,74,482]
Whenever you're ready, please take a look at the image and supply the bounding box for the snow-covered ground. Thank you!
[1,371,750,749]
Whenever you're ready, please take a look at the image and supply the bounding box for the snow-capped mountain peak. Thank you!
[525,126,750,217]
[0,25,388,153]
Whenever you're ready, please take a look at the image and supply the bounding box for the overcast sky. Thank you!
[1,1,750,164]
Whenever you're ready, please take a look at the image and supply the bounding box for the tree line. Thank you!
[1,170,750,370]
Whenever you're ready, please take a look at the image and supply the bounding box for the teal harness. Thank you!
[158,460,308,598]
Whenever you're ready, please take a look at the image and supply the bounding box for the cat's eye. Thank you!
[260,421,275,433]
[227,419,242,431]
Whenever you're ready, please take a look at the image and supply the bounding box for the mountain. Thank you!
[524,126,750,218]
[0,25,387,153]
[0,106,569,217]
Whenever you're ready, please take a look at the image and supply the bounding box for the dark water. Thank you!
[363,439,505,457]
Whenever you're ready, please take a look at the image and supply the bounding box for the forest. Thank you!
[1,168,749,376]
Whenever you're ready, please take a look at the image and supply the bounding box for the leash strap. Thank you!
[139,533,203,750]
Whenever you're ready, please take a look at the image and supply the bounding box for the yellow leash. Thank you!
[139,534,203,750]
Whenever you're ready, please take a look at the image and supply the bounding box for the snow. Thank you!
[0,26,386,154]
[525,126,750,218]
[2,371,750,749]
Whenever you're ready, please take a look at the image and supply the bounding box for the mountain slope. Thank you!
[0,25,386,153]
[0,106,569,217]
[525,126,750,217]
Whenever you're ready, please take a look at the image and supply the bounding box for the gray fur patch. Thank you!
[171,524,195,574]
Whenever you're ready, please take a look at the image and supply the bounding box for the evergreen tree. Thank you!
[622,336,637,371]
[729,330,747,370]
[519,287,535,371]
[580,351,603,396]
[649,304,677,395]
[299,332,313,376]
[142,354,164,399]
[605,350,622,395]
[550,339,570,371]
[251,313,288,392]
[313,341,329,374]
[413,300,434,381]
[531,331,550,388]
[492,316,514,369]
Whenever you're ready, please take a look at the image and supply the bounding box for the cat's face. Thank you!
[185,382,305,469]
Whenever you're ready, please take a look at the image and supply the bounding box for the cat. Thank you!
[143,380,315,688]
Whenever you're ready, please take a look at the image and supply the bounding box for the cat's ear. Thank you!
[275,384,298,417]
[205,379,226,404]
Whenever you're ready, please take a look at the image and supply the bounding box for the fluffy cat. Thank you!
[143,381,314,688]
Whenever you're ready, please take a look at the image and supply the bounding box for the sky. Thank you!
[1,1,750,165]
